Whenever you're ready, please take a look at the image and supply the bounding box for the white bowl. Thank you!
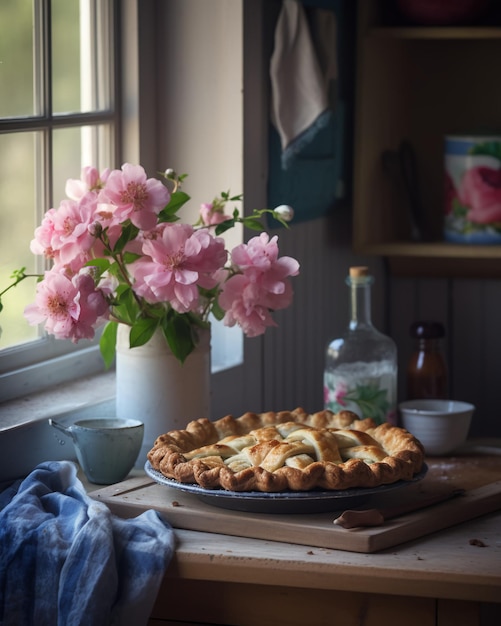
[398,399,475,456]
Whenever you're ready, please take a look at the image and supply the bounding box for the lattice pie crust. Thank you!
[147,408,425,492]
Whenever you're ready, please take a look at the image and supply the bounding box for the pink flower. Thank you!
[458,166,501,224]
[130,223,227,312]
[24,269,79,337]
[231,233,299,283]
[65,166,110,201]
[199,202,232,226]
[187,228,228,288]
[99,163,170,230]
[14,163,301,363]
[218,274,277,336]
[334,382,348,406]
[24,268,108,342]
[50,196,97,266]
[30,196,97,272]
[218,233,299,337]
[71,271,109,340]
[30,208,58,260]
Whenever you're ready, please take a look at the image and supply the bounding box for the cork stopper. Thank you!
[349,266,369,278]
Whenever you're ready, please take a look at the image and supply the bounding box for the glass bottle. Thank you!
[407,321,448,400]
[324,266,398,425]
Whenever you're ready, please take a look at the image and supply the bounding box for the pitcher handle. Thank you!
[48,418,71,436]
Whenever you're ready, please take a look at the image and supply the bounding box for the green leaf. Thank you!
[452,198,468,218]
[85,258,112,281]
[198,285,218,300]
[470,141,501,161]
[113,286,140,324]
[85,257,111,273]
[11,267,27,280]
[215,218,236,236]
[242,217,265,232]
[161,313,195,363]
[122,251,142,264]
[113,222,140,253]
[129,317,159,347]
[106,260,126,281]
[158,190,190,223]
[210,299,225,321]
[345,383,390,425]
[99,321,118,369]
[146,304,169,319]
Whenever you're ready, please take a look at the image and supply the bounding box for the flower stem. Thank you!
[0,270,40,299]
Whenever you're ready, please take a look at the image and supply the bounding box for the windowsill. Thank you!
[0,372,117,485]
[0,370,116,432]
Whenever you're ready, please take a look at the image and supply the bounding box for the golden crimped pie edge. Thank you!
[147,407,425,493]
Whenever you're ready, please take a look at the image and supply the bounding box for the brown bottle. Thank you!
[407,321,448,400]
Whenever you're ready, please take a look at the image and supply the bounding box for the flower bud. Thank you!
[88,221,103,237]
[274,204,294,222]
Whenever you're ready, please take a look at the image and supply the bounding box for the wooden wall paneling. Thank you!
[389,273,501,438]
[296,218,321,410]
[414,278,451,395]
[390,277,451,403]
[260,209,377,414]
[478,280,501,438]
[262,216,347,413]
[451,280,491,438]
[389,276,417,405]
[414,279,450,324]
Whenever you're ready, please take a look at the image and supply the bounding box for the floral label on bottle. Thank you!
[324,362,397,425]
[444,135,501,244]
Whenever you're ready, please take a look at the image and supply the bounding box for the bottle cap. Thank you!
[349,266,369,278]
[409,321,445,339]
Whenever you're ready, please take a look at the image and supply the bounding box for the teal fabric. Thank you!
[267,0,353,227]
[268,102,346,226]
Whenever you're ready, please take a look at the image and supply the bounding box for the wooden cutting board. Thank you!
[91,455,501,553]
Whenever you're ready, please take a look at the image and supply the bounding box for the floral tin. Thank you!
[444,135,501,244]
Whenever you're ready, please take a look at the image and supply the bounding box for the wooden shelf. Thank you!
[353,1,501,279]
[360,242,501,278]
[362,241,501,259]
[369,27,501,40]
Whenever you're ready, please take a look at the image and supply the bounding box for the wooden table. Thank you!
[92,454,501,626]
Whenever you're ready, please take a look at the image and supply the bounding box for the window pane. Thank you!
[52,0,82,113]
[0,0,34,118]
[0,0,117,393]
[0,132,39,348]
[52,0,112,114]
[52,124,113,199]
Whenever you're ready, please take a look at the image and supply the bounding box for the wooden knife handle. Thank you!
[334,489,465,529]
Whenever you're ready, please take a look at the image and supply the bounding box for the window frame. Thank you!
[0,0,121,402]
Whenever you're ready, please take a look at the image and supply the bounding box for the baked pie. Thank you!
[147,407,425,493]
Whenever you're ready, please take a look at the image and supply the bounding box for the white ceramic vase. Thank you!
[115,324,211,467]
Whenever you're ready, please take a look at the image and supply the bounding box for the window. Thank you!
[0,0,118,401]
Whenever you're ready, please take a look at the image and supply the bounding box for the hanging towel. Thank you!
[268,0,352,226]
[0,461,175,626]
[270,0,336,169]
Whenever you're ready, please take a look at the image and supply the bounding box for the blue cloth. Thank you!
[0,461,175,626]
